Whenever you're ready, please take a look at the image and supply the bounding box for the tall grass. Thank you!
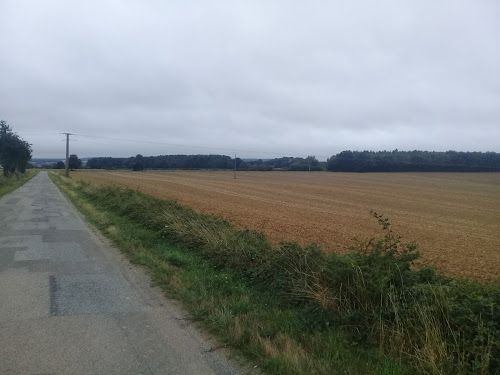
[160,200,499,374]
[0,170,38,198]
[51,172,500,374]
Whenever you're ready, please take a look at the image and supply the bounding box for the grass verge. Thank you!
[0,170,38,198]
[50,172,409,375]
[50,172,500,375]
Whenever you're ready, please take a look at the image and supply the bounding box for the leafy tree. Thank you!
[132,154,144,171]
[87,157,125,169]
[68,154,82,170]
[55,161,66,169]
[0,120,32,177]
[305,155,319,171]
[287,156,321,171]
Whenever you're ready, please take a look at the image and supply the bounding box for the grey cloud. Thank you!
[1,0,499,159]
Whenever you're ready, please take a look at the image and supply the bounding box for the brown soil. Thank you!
[74,170,500,282]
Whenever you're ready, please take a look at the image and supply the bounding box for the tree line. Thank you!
[86,154,324,171]
[85,151,500,172]
[327,150,500,172]
[3,117,497,174]
[87,154,234,170]
[240,156,323,171]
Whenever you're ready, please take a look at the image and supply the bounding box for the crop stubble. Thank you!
[75,170,500,281]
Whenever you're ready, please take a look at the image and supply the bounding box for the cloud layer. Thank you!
[1,0,499,159]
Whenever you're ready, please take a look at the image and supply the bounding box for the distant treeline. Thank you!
[242,156,323,171]
[327,150,500,172]
[87,155,234,170]
[85,150,500,172]
[86,154,324,171]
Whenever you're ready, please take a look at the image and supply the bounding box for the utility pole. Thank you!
[234,154,237,179]
[63,133,72,177]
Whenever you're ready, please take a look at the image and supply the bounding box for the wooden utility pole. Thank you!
[63,133,72,177]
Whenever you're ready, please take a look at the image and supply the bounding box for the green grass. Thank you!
[50,172,410,375]
[0,170,38,198]
[50,172,500,375]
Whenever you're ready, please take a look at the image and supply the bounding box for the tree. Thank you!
[55,161,65,169]
[0,120,32,177]
[132,154,144,171]
[305,155,319,172]
[68,154,82,170]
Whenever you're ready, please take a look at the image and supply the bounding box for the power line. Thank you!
[18,132,62,136]
[73,133,330,159]
[75,133,239,152]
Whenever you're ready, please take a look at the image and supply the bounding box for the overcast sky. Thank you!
[1,1,499,159]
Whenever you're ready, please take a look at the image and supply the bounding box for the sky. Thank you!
[1,1,499,160]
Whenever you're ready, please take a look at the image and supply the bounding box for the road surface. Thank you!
[0,172,245,374]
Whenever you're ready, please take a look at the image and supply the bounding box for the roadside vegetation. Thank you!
[51,172,500,375]
[0,120,32,177]
[0,120,36,197]
[0,169,38,198]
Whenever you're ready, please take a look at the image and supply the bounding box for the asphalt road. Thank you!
[0,172,245,375]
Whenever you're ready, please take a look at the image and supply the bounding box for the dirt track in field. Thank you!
[74,170,500,281]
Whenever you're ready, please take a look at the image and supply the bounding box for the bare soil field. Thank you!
[74,170,500,281]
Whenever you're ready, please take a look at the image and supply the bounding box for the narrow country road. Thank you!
[0,172,243,375]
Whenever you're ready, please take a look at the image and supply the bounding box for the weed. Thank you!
[0,170,38,198]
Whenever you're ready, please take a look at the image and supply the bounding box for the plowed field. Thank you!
[74,170,500,281]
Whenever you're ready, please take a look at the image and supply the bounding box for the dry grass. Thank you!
[73,170,500,281]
